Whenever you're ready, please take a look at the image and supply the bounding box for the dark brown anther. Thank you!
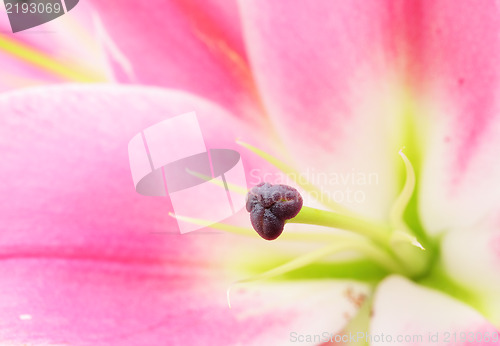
[246,183,303,240]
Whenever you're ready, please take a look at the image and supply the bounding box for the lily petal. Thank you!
[0,85,358,344]
[371,276,500,345]
[238,0,409,218]
[414,0,500,233]
[88,0,263,122]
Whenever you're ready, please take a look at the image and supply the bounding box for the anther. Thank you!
[246,183,303,240]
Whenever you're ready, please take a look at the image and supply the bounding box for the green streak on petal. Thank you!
[227,240,383,308]
[228,238,404,307]
[233,239,403,285]
[397,89,434,249]
[418,260,489,320]
[236,258,388,283]
[386,87,440,280]
[0,34,106,82]
[229,241,364,285]
[277,260,387,282]
[339,293,374,346]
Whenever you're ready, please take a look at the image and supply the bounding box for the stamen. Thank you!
[169,212,254,237]
[227,238,406,308]
[388,148,426,250]
[381,149,431,276]
[389,148,416,232]
[391,230,425,250]
[170,212,361,243]
[236,140,354,215]
[186,168,248,195]
[246,183,303,240]
[244,182,405,270]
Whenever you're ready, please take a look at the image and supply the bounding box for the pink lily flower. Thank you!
[1,0,500,345]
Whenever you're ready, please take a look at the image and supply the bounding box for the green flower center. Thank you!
[226,141,492,322]
[172,140,490,316]
[241,142,433,280]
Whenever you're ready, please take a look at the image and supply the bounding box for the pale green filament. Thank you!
[391,230,425,250]
[186,168,248,195]
[170,212,349,242]
[288,206,390,247]
[388,148,424,250]
[169,213,254,237]
[236,139,355,215]
[227,238,406,308]
[383,148,429,277]
[389,148,416,234]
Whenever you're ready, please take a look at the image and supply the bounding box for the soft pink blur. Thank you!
[1,1,500,345]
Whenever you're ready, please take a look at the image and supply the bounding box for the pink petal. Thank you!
[403,0,500,233]
[371,276,500,345]
[0,85,355,344]
[239,0,500,226]
[238,0,409,218]
[88,0,263,122]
